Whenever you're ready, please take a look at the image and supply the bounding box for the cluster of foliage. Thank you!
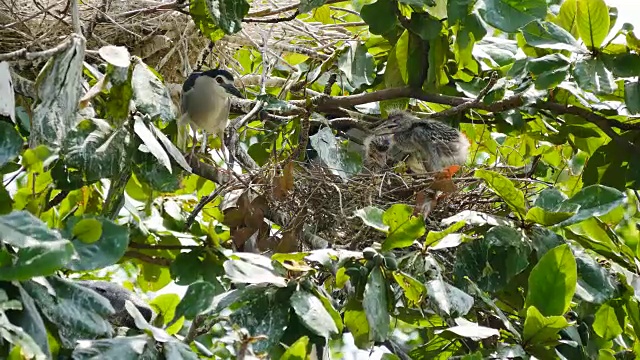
[1,0,640,358]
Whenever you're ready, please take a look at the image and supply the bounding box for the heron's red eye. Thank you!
[216,76,224,84]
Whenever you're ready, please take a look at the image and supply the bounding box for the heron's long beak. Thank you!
[220,83,244,99]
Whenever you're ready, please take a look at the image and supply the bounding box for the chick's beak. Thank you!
[220,83,244,99]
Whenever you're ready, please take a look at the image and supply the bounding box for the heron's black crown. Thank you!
[182,69,235,92]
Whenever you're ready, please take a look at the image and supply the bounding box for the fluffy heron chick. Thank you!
[367,109,470,174]
[178,69,244,152]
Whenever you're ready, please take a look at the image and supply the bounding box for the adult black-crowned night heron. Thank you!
[178,69,244,156]
[364,109,470,174]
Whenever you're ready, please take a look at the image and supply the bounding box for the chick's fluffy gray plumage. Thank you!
[365,109,470,173]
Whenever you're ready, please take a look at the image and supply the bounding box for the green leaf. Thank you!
[71,335,147,359]
[22,277,114,348]
[478,0,547,33]
[62,119,130,183]
[381,204,425,251]
[290,290,339,338]
[525,244,577,316]
[0,121,22,168]
[299,0,326,13]
[163,340,199,360]
[134,116,172,173]
[625,80,640,115]
[556,0,578,37]
[557,184,626,226]
[228,286,290,353]
[0,61,15,123]
[337,42,375,89]
[0,283,52,358]
[147,123,191,172]
[573,58,614,94]
[576,0,610,49]
[525,207,575,226]
[64,216,129,271]
[426,279,474,317]
[521,20,581,51]
[526,53,571,89]
[131,61,178,123]
[573,245,617,304]
[72,218,103,244]
[360,0,398,35]
[600,53,640,78]
[354,206,388,232]
[592,303,623,341]
[425,221,466,247]
[281,336,309,360]
[98,45,131,68]
[474,169,527,216]
[206,0,250,35]
[407,12,443,41]
[392,272,426,306]
[309,127,361,180]
[454,226,531,293]
[149,293,183,334]
[344,299,370,348]
[189,0,226,41]
[0,210,64,246]
[534,188,569,212]
[522,306,569,345]
[31,35,85,149]
[438,321,500,341]
[223,252,288,287]
[174,281,218,321]
[363,266,389,342]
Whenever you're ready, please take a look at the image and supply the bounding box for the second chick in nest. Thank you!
[364,109,470,175]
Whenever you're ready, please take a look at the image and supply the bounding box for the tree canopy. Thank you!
[1,0,640,358]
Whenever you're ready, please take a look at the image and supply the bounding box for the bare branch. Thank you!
[0,34,77,61]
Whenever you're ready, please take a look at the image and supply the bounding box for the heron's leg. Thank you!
[189,127,198,158]
[201,131,208,153]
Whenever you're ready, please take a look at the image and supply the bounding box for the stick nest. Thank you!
[266,162,500,251]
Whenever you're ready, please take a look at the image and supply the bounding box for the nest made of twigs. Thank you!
[264,161,499,250]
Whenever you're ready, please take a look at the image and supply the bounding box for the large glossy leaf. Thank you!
[426,279,474,317]
[525,244,577,316]
[521,20,581,51]
[454,225,531,293]
[353,206,388,232]
[22,277,115,348]
[583,135,640,190]
[592,303,623,341]
[572,245,617,304]
[0,210,64,247]
[0,286,48,360]
[363,266,389,342]
[555,0,578,37]
[223,253,288,287]
[625,80,640,114]
[573,58,615,95]
[522,306,569,345]
[189,0,226,41]
[204,0,250,35]
[475,169,527,216]
[337,42,375,89]
[360,0,397,35]
[62,119,130,183]
[381,204,425,251]
[526,54,571,89]
[557,184,626,226]
[163,340,199,359]
[228,286,290,353]
[344,299,370,348]
[134,116,172,173]
[131,61,177,123]
[437,320,499,341]
[290,290,339,338]
[281,335,310,359]
[478,0,547,33]
[0,61,15,123]
[173,281,219,321]
[30,35,85,148]
[576,0,610,49]
[63,216,129,271]
[309,127,361,181]
[0,121,22,169]
[71,335,149,359]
